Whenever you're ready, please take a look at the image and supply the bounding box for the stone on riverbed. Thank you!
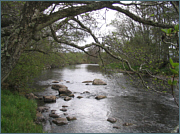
[60,108,67,112]
[69,94,74,97]
[64,96,72,101]
[49,114,59,118]
[95,95,107,100]
[52,118,68,126]
[52,84,67,90]
[107,117,117,123]
[59,88,72,96]
[43,95,56,103]
[92,79,107,85]
[77,96,83,99]
[66,116,77,121]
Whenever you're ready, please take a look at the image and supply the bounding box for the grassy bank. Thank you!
[1,89,43,133]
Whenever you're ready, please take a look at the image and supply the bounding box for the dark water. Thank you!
[32,64,179,133]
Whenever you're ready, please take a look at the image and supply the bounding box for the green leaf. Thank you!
[170,68,178,74]
[161,29,168,34]
[167,28,172,34]
[150,14,154,17]
[172,62,179,68]
[169,58,174,66]
[168,79,172,85]
[162,91,167,93]
[174,24,179,32]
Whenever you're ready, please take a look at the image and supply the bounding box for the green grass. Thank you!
[1,89,43,133]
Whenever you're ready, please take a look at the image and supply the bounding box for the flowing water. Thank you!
[31,64,179,133]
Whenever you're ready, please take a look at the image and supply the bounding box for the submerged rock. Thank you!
[92,79,107,85]
[95,95,107,100]
[107,117,117,123]
[123,122,133,126]
[43,95,56,103]
[52,118,68,126]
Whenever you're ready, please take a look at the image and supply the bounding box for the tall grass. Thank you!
[1,90,43,133]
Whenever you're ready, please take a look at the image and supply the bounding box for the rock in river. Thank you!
[52,84,67,90]
[107,117,117,123]
[43,95,56,103]
[59,88,72,96]
[92,79,107,85]
[95,95,107,100]
[52,81,59,83]
[49,114,59,118]
[52,118,68,126]
[60,108,67,112]
[77,96,83,99]
[66,116,77,121]
[64,96,71,101]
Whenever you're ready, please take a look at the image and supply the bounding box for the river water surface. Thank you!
[32,64,179,133]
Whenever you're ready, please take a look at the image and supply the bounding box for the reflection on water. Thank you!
[32,64,179,133]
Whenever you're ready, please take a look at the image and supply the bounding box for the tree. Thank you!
[1,1,178,84]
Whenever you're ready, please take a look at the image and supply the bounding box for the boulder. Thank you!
[95,95,107,100]
[43,95,56,103]
[66,116,77,121]
[52,118,68,126]
[49,114,59,118]
[92,79,107,85]
[107,117,117,123]
[52,84,67,90]
[37,106,49,113]
[59,88,72,95]
[64,96,71,101]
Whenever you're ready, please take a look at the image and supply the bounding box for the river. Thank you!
[31,64,179,133]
